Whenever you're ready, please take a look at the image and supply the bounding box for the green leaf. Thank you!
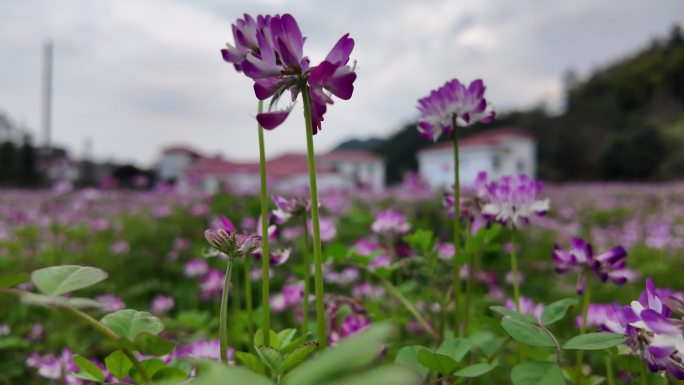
[280,343,317,373]
[0,273,30,288]
[454,363,496,377]
[131,358,165,383]
[327,243,350,262]
[562,333,626,350]
[256,345,283,373]
[324,364,422,385]
[158,363,274,385]
[541,298,578,325]
[403,229,433,253]
[73,355,105,383]
[134,333,175,355]
[511,362,566,385]
[416,349,458,375]
[501,317,556,348]
[0,336,29,350]
[395,345,429,378]
[167,359,192,376]
[235,351,266,375]
[31,265,107,296]
[105,350,133,381]
[278,329,297,348]
[437,337,472,362]
[490,306,536,323]
[282,323,394,385]
[280,332,312,354]
[254,329,280,349]
[152,367,188,381]
[100,309,164,340]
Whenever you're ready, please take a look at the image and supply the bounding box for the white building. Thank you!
[417,127,536,190]
[157,146,203,182]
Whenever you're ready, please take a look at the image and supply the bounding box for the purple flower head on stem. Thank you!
[481,174,550,228]
[204,215,261,257]
[416,78,495,142]
[552,237,629,294]
[229,13,356,133]
[272,195,311,224]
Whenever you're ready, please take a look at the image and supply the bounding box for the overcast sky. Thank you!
[0,0,682,166]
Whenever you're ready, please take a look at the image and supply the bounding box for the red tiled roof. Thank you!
[162,145,203,158]
[419,127,532,153]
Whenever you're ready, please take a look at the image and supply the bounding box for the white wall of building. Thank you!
[418,137,536,190]
[157,152,194,181]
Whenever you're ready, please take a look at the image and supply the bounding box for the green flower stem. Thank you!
[377,274,439,341]
[463,222,473,336]
[510,231,521,311]
[0,290,153,385]
[640,359,648,385]
[220,257,235,363]
[301,216,311,334]
[451,117,462,337]
[487,337,512,363]
[605,354,615,385]
[257,99,271,346]
[67,308,152,384]
[300,83,327,348]
[574,281,591,385]
[243,257,254,351]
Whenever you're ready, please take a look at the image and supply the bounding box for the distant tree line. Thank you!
[0,135,40,187]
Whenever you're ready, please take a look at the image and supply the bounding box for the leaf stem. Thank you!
[605,354,615,385]
[220,257,235,363]
[376,274,439,341]
[300,82,327,348]
[244,256,254,352]
[257,99,271,347]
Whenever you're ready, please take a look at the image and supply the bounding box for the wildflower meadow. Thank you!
[3,11,684,385]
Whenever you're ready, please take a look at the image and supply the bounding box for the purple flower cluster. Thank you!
[26,349,86,384]
[221,14,357,132]
[552,237,630,294]
[417,79,495,142]
[270,283,305,313]
[481,174,550,228]
[592,279,684,379]
[371,209,411,237]
[272,195,311,224]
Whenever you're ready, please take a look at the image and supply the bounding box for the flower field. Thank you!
[2,178,684,384]
[2,11,684,385]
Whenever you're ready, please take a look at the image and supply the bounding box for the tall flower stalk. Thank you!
[256,100,271,346]
[300,82,327,347]
[416,78,495,336]
[575,280,591,385]
[301,216,311,334]
[510,231,521,311]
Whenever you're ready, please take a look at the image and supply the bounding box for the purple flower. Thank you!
[481,174,550,228]
[200,269,225,300]
[220,14,265,72]
[352,282,385,299]
[183,258,209,278]
[308,216,337,242]
[204,215,262,257]
[110,240,130,255]
[417,79,495,142]
[371,209,410,236]
[504,296,543,323]
[340,314,371,338]
[174,339,225,362]
[26,349,82,384]
[436,242,455,260]
[95,294,125,313]
[619,278,684,379]
[270,283,304,313]
[552,237,629,294]
[230,14,356,133]
[272,195,310,224]
[151,295,175,315]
